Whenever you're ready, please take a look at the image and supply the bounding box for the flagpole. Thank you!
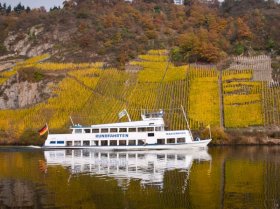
[209,125,211,139]
[46,123,49,135]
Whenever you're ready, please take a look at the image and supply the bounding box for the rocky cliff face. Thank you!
[0,73,54,109]
[3,24,70,58]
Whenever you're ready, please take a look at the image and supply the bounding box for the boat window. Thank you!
[83,150,90,157]
[147,127,154,132]
[74,141,81,146]
[177,138,185,143]
[128,153,136,158]
[110,153,117,158]
[157,154,165,160]
[138,127,146,132]
[148,133,154,137]
[101,128,108,133]
[157,139,165,144]
[74,165,81,172]
[119,140,126,146]
[167,154,175,160]
[152,114,157,118]
[57,141,64,144]
[50,141,56,144]
[84,129,91,133]
[138,139,145,145]
[110,140,117,146]
[119,153,126,158]
[177,155,185,160]
[128,128,136,132]
[145,114,151,118]
[101,140,108,146]
[101,153,108,158]
[83,141,90,146]
[137,154,145,159]
[74,150,81,156]
[66,141,72,146]
[119,128,127,133]
[119,165,126,171]
[155,127,161,131]
[66,149,72,156]
[110,165,117,171]
[167,138,175,144]
[75,129,82,134]
[128,166,136,172]
[110,128,118,133]
[128,140,136,145]
[84,164,90,171]
[92,129,99,133]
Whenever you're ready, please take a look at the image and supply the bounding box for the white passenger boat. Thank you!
[43,109,211,150]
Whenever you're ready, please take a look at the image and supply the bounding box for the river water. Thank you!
[0,146,279,209]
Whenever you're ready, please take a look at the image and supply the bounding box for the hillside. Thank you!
[0,0,280,144]
[0,0,279,67]
[0,50,279,145]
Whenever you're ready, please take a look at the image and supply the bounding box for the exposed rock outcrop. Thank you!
[0,72,55,109]
[3,24,70,58]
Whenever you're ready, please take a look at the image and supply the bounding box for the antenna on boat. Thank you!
[126,110,132,122]
[181,105,194,141]
[69,116,74,126]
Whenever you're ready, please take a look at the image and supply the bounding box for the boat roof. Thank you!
[71,118,164,129]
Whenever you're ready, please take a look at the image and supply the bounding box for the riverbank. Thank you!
[197,126,280,145]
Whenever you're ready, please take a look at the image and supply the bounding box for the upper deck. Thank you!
[70,110,166,133]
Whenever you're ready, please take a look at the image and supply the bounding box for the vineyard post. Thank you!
[217,58,232,129]
[217,65,225,129]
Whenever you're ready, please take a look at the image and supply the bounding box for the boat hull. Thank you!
[43,139,211,150]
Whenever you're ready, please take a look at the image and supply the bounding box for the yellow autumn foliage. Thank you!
[0,70,17,85]
[224,103,263,127]
[222,69,253,81]
[224,94,261,105]
[1,51,280,142]
[223,70,263,127]
[188,69,220,128]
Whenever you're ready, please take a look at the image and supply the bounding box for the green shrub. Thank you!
[33,71,44,81]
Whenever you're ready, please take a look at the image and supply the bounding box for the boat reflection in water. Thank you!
[44,149,211,187]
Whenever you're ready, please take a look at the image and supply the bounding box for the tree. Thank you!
[26,6,31,13]
[63,0,77,9]
[50,6,60,12]
[6,5,11,14]
[236,17,252,40]
[14,3,25,14]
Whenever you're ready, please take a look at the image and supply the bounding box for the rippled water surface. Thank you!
[0,146,279,209]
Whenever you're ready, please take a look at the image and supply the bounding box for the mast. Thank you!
[181,105,194,141]
[69,116,74,126]
[125,109,131,122]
